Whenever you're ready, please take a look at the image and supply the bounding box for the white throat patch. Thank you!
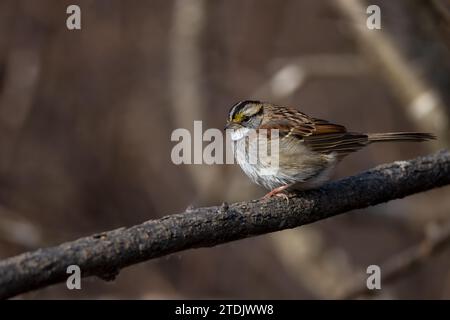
[230,127,250,141]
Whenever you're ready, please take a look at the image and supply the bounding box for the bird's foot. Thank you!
[262,185,292,204]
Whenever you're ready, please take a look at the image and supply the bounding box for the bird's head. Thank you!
[225,100,264,131]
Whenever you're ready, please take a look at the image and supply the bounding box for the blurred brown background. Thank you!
[0,0,449,299]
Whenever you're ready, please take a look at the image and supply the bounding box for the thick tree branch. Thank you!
[0,150,449,299]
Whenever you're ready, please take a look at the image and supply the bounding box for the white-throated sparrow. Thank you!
[225,100,435,199]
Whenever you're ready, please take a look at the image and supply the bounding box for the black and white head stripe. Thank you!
[228,100,262,121]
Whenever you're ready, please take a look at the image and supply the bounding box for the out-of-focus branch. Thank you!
[253,54,368,100]
[338,220,450,299]
[169,0,225,201]
[270,227,356,299]
[0,205,42,249]
[0,150,449,299]
[335,0,450,145]
[0,4,45,174]
[169,0,205,126]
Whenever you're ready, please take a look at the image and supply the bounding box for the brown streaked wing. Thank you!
[305,131,369,157]
[260,108,317,138]
[307,118,368,156]
[261,109,369,157]
[312,118,347,135]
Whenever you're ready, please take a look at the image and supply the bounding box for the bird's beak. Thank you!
[224,122,232,130]
[225,122,241,131]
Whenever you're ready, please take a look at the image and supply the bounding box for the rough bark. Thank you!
[0,150,449,299]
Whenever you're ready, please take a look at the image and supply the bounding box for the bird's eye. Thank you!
[242,115,251,123]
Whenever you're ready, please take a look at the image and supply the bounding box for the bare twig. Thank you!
[0,150,449,299]
[338,219,450,299]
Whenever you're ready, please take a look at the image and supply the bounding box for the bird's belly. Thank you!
[234,138,336,190]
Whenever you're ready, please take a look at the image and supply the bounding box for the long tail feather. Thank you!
[368,132,436,143]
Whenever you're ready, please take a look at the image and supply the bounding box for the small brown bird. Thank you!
[225,100,435,200]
